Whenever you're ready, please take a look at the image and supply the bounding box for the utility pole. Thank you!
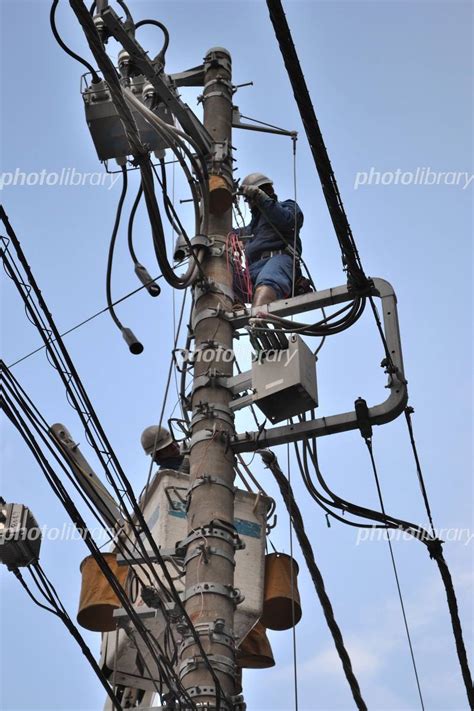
[179,48,239,708]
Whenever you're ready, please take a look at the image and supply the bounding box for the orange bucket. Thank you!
[237,621,275,668]
[260,553,302,631]
[77,552,128,632]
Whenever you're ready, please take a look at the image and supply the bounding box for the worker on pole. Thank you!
[237,172,304,306]
[140,425,187,472]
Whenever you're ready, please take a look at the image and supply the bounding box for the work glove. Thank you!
[240,184,267,204]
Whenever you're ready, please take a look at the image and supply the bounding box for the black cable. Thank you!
[364,438,426,709]
[266,0,368,290]
[404,407,436,538]
[3,397,195,709]
[258,449,368,711]
[127,182,142,265]
[106,165,128,330]
[134,19,169,64]
[2,368,158,590]
[50,0,100,82]
[1,211,229,708]
[12,567,124,711]
[4,268,162,369]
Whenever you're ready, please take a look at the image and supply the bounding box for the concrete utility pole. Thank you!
[179,48,239,707]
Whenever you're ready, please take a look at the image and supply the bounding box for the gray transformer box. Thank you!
[251,334,318,423]
[82,78,173,161]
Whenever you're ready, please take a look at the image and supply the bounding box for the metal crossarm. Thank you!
[231,278,408,452]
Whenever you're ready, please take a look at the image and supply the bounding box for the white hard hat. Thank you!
[241,172,273,189]
[140,425,173,457]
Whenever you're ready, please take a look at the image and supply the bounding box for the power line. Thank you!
[4,267,163,369]
[363,438,426,710]
[258,448,368,711]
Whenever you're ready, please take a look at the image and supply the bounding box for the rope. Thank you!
[258,449,368,711]
[364,438,426,710]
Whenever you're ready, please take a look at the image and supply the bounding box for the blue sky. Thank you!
[1,1,472,710]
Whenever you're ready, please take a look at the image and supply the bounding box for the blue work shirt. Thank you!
[240,196,304,264]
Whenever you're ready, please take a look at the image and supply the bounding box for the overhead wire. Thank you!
[12,565,124,711]
[2,394,191,708]
[1,210,229,709]
[258,448,368,710]
[363,437,426,710]
[50,0,100,82]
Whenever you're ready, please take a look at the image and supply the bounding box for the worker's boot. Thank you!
[252,285,278,307]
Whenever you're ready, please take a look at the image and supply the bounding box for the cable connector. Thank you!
[121,327,144,354]
[354,397,372,441]
[133,263,161,297]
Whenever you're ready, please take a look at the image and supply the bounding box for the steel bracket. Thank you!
[230,278,408,452]
[101,7,213,156]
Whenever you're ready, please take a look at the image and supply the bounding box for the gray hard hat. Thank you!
[241,172,273,189]
[141,425,173,457]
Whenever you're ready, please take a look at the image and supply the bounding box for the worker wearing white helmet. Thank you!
[140,425,186,471]
[237,172,305,306]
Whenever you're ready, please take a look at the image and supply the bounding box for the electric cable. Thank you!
[105,165,144,353]
[266,0,368,290]
[404,407,437,538]
[5,270,163,369]
[363,438,426,710]
[3,396,197,709]
[258,449,368,711]
[134,19,169,65]
[2,367,162,591]
[12,566,124,711]
[50,0,100,82]
[126,182,161,297]
[1,212,230,709]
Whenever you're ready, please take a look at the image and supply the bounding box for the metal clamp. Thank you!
[176,521,244,555]
[179,652,236,680]
[189,426,231,451]
[183,582,244,606]
[179,621,234,657]
[191,403,235,428]
[187,473,236,497]
[192,304,228,330]
[184,544,236,567]
[194,278,234,302]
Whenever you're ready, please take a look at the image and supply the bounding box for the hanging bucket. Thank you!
[77,553,128,632]
[260,552,302,631]
[209,174,233,214]
[237,621,275,669]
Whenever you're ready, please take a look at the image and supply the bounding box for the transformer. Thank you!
[99,469,271,691]
[251,334,318,423]
[82,76,174,162]
[0,503,41,569]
